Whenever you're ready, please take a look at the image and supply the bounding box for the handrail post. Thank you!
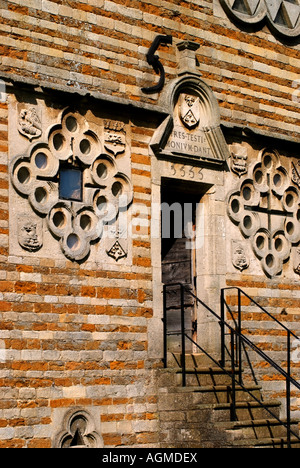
[220,289,225,367]
[163,284,167,368]
[230,328,237,421]
[180,284,186,387]
[287,331,291,448]
[237,289,242,385]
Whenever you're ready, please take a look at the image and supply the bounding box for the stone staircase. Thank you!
[157,353,300,448]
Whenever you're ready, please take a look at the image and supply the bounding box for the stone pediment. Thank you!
[150,74,230,166]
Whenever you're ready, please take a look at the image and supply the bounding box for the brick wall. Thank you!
[1,0,299,139]
[1,0,300,448]
[0,87,163,447]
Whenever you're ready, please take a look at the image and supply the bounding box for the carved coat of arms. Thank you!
[18,216,43,252]
[230,144,248,177]
[293,247,300,275]
[292,160,300,189]
[104,120,126,157]
[18,107,42,141]
[232,240,249,272]
[106,240,127,261]
[179,94,200,129]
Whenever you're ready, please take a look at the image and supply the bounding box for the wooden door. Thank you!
[161,190,197,352]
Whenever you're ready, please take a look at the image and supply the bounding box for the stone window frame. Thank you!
[54,408,103,449]
[227,148,300,277]
[10,108,133,261]
[220,0,300,39]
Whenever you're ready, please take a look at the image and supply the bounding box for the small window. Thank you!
[59,167,83,202]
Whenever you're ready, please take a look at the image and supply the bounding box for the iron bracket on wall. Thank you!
[141,35,173,95]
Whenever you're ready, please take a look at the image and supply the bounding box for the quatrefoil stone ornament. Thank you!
[220,0,300,38]
[227,149,300,277]
[10,110,133,261]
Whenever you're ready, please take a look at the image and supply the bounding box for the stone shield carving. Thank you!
[179,94,200,129]
[18,216,43,252]
[293,247,300,275]
[106,240,127,261]
[18,107,42,141]
[232,240,249,271]
[104,120,126,157]
[230,144,248,177]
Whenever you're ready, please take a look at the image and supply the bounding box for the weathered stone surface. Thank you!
[0,0,299,450]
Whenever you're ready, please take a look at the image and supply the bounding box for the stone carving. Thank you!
[150,74,230,165]
[230,144,248,177]
[232,240,249,271]
[55,408,103,448]
[107,240,127,261]
[104,120,126,156]
[227,148,300,277]
[18,216,43,252]
[220,0,300,38]
[18,108,42,141]
[292,160,300,189]
[179,94,200,129]
[10,110,133,261]
[293,247,300,275]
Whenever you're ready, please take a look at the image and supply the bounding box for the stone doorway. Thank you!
[161,179,203,353]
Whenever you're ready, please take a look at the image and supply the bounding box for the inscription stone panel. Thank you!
[164,92,218,161]
[166,129,212,159]
[150,74,230,165]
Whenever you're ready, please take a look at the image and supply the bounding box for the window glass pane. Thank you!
[59,168,82,201]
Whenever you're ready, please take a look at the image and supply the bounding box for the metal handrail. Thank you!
[222,286,300,340]
[221,287,300,448]
[162,282,300,448]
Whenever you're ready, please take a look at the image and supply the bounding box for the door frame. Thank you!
[161,183,200,351]
[149,157,226,361]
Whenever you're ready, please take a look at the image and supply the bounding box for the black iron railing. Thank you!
[162,283,300,448]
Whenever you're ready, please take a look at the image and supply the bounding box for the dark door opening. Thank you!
[161,182,200,353]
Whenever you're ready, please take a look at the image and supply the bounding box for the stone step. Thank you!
[163,353,300,448]
[232,436,300,448]
[175,367,241,386]
[210,400,281,421]
[168,352,215,368]
[198,399,282,422]
[218,418,300,440]
[177,384,262,404]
